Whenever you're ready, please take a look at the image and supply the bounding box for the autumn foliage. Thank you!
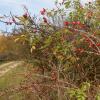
[0,0,100,100]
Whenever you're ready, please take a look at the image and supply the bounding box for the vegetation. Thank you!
[0,0,100,100]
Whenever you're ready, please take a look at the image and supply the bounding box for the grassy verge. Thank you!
[0,62,30,100]
[0,61,7,65]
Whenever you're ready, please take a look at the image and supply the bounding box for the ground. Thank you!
[0,61,28,100]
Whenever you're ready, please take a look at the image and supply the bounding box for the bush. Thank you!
[0,0,100,99]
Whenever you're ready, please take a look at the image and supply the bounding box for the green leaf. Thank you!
[77,96,85,100]
[64,1,71,8]
[40,36,52,49]
[67,88,76,98]
[81,82,90,92]
[96,93,100,100]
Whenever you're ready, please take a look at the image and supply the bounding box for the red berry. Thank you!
[43,17,47,23]
[12,18,16,23]
[40,8,46,15]
[43,8,46,12]
[89,2,91,4]
[76,21,81,25]
[33,29,37,33]
[64,21,69,26]
[72,21,76,25]
[23,13,27,18]
[40,11,44,15]
[89,43,94,48]
[9,22,12,25]
[96,43,100,47]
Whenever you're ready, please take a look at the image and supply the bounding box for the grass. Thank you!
[0,65,26,89]
[0,62,30,100]
[0,61,7,65]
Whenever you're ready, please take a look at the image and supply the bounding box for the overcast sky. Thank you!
[0,0,91,32]
[0,0,90,15]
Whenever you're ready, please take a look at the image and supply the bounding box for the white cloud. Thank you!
[0,0,32,8]
[0,0,26,4]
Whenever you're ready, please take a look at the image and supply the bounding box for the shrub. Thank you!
[0,0,100,99]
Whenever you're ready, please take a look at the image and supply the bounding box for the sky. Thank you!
[0,0,90,33]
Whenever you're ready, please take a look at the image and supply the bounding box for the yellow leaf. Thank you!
[14,38,20,42]
[21,35,26,37]
[30,45,36,53]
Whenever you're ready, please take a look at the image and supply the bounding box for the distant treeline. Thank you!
[0,34,31,61]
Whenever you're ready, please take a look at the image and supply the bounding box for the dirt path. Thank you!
[0,61,23,77]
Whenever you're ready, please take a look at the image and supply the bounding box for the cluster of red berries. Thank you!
[64,21,81,26]
[40,8,48,23]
